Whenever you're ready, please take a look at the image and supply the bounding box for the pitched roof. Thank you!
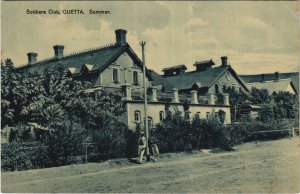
[152,66,227,90]
[17,44,127,74]
[17,43,153,80]
[240,72,299,94]
[245,78,296,94]
[152,65,249,92]
[148,69,174,89]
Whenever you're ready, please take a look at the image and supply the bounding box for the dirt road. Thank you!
[2,138,300,193]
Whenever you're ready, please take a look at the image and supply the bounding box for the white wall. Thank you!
[100,51,150,89]
[126,101,231,130]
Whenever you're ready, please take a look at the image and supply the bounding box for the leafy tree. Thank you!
[258,104,274,122]
[271,91,298,119]
[250,88,271,104]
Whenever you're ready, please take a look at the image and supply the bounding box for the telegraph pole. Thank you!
[140,41,150,162]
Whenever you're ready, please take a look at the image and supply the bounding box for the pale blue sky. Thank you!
[1,1,299,74]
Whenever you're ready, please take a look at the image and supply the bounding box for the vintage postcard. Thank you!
[1,1,299,193]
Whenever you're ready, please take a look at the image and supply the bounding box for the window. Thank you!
[214,112,218,119]
[134,111,141,122]
[167,111,172,118]
[223,85,226,93]
[215,84,219,93]
[159,111,164,121]
[184,111,190,121]
[148,117,153,130]
[206,112,210,120]
[133,71,138,85]
[196,112,201,118]
[112,68,119,83]
[239,87,242,93]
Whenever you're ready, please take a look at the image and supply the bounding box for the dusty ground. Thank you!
[2,137,300,193]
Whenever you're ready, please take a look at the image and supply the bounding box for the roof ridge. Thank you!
[247,78,292,84]
[17,43,120,69]
[240,72,299,76]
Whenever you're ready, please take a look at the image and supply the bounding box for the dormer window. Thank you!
[112,68,119,83]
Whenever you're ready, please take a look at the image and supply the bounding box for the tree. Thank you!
[250,88,271,104]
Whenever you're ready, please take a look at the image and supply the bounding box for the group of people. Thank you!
[138,133,159,164]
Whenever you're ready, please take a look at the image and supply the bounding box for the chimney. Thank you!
[27,52,38,65]
[171,88,179,103]
[221,56,228,66]
[274,72,279,82]
[261,74,265,82]
[190,90,198,104]
[53,45,64,59]
[115,29,127,46]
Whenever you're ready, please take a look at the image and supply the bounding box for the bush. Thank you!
[125,123,142,158]
[1,142,48,171]
[90,121,127,161]
[44,121,83,167]
[152,112,192,153]
[191,116,233,150]
[8,124,34,142]
[152,112,234,153]
[229,118,298,143]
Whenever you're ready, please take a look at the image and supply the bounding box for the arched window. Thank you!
[206,112,210,120]
[148,117,153,130]
[167,110,172,118]
[133,71,138,85]
[112,68,119,83]
[134,111,141,122]
[196,112,201,119]
[215,84,219,93]
[159,111,164,121]
[184,111,190,121]
[223,85,226,93]
[214,112,218,119]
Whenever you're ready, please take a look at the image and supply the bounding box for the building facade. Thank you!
[150,57,249,95]
[18,29,152,92]
[17,29,232,130]
[240,72,298,95]
[120,86,231,130]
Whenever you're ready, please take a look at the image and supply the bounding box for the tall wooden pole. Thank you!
[140,41,150,162]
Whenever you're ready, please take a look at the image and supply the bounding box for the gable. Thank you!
[287,83,296,95]
[210,68,248,92]
[112,51,137,69]
[205,66,249,92]
[245,79,294,94]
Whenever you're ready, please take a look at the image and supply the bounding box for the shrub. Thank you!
[1,142,48,171]
[152,112,233,152]
[44,121,83,167]
[191,117,233,150]
[229,118,298,143]
[125,123,142,158]
[152,112,191,153]
[90,121,127,161]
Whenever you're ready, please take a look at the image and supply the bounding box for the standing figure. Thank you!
[138,133,146,163]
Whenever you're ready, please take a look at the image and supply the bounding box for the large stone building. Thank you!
[17,29,232,130]
[150,57,249,95]
[18,29,152,92]
[239,72,299,95]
